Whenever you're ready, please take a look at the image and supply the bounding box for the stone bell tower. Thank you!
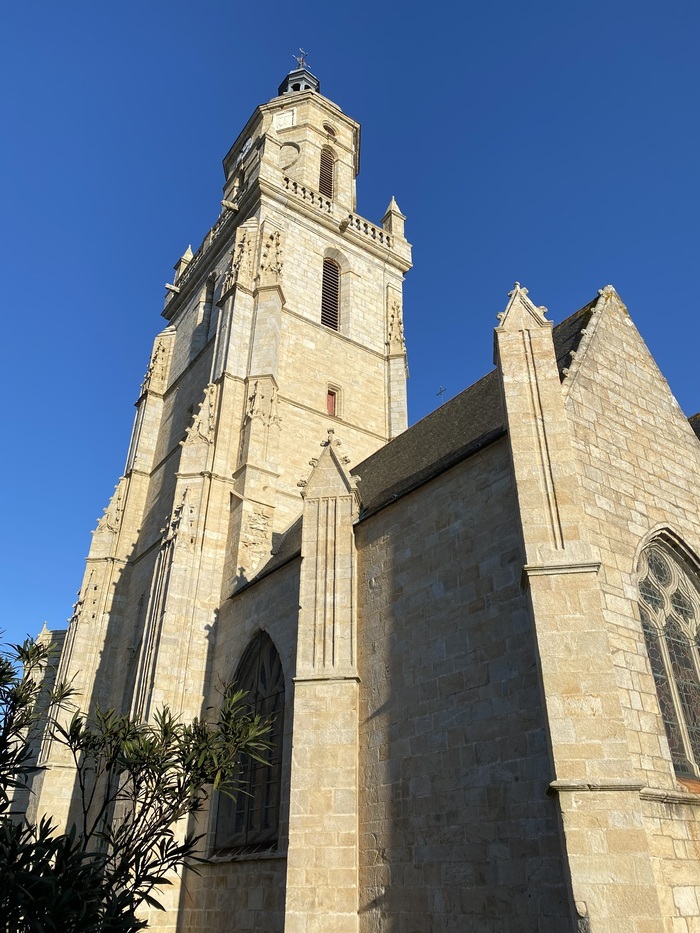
[32,67,412,830]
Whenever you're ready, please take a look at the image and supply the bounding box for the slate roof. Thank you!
[352,299,596,520]
[238,298,596,592]
[690,414,700,442]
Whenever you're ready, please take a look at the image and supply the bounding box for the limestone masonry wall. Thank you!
[356,439,572,932]
[173,559,302,933]
[565,294,700,932]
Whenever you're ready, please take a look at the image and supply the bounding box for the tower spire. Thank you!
[278,50,320,96]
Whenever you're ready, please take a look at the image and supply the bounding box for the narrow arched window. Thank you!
[319,147,334,198]
[638,540,700,777]
[321,259,340,330]
[213,632,285,853]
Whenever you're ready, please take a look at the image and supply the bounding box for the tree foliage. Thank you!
[0,637,271,932]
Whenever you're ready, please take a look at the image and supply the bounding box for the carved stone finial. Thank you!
[508,282,529,298]
[387,294,406,353]
[297,479,308,488]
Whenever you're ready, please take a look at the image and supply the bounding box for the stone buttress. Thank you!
[285,433,361,933]
[495,284,666,931]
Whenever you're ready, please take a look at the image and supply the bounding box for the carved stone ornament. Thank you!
[223,229,254,294]
[183,384,217,447]
[497,282,548,327]
[241,507,272,570]
[387,295,406,353]
[245,380,281,428]
[95,479,125,535]
[321,428,341,447]
[141,337,168,394]
[161,488,196,547]
[258,230,284,283]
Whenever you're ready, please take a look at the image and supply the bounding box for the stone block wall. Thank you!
[172,559,301,933]
[355,439,572,931]
[564,292,700,931]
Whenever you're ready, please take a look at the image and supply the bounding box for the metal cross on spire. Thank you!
[293,48,308,68]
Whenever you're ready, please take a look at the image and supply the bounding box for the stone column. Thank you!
[285,434,360,933]
[495,284,665,931]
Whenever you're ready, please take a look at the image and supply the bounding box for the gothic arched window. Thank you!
[638,540,700,777]
[319,146,335,198]
[321,258,340,330]
[213,632,285,852]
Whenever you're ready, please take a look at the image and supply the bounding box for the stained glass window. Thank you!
[638,541,700,777]
[214,632,285,853]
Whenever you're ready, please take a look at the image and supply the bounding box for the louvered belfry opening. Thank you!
[319,147,334,198]
[321,259,340,330]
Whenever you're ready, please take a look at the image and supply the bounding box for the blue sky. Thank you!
[2,1,699,645]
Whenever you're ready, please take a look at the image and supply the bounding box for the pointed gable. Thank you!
[496,281,550,332]
[352,292,593,518]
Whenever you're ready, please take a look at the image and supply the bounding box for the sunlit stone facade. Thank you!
[28,70,700,932]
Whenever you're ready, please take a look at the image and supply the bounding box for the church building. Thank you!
[29,67,700,932]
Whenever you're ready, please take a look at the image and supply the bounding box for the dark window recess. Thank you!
[213,633,285,854]
[319,148,334,198]
[321,259,340,330]
[327,390,337,416]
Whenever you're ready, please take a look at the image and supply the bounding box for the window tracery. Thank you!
[638,540,700,777]
[213,632,285,853]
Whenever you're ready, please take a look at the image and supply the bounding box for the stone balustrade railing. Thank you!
[282,176,333,214]
[167,175,400,309]
[345,214,392,248]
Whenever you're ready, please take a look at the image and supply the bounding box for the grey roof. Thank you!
[352,369,504,519]
[690,414,700,441]
[234,300,594,592]
[352,300,595,519]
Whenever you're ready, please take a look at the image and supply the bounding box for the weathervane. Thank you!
[293,48,308,68]
[437,386,447,405]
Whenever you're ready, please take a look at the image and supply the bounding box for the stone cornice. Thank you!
[549,779,645,794]
[293,675,361,684]
[549,779,700,807]
[524,560,601,577]
[639,787,700,807]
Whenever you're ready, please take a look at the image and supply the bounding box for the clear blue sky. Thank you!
[2,1,699,645]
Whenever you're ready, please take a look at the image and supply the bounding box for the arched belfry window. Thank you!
[213,632,285,852]
[319,147,335,198]
[321,258,340,330]
[638,539,700,777]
